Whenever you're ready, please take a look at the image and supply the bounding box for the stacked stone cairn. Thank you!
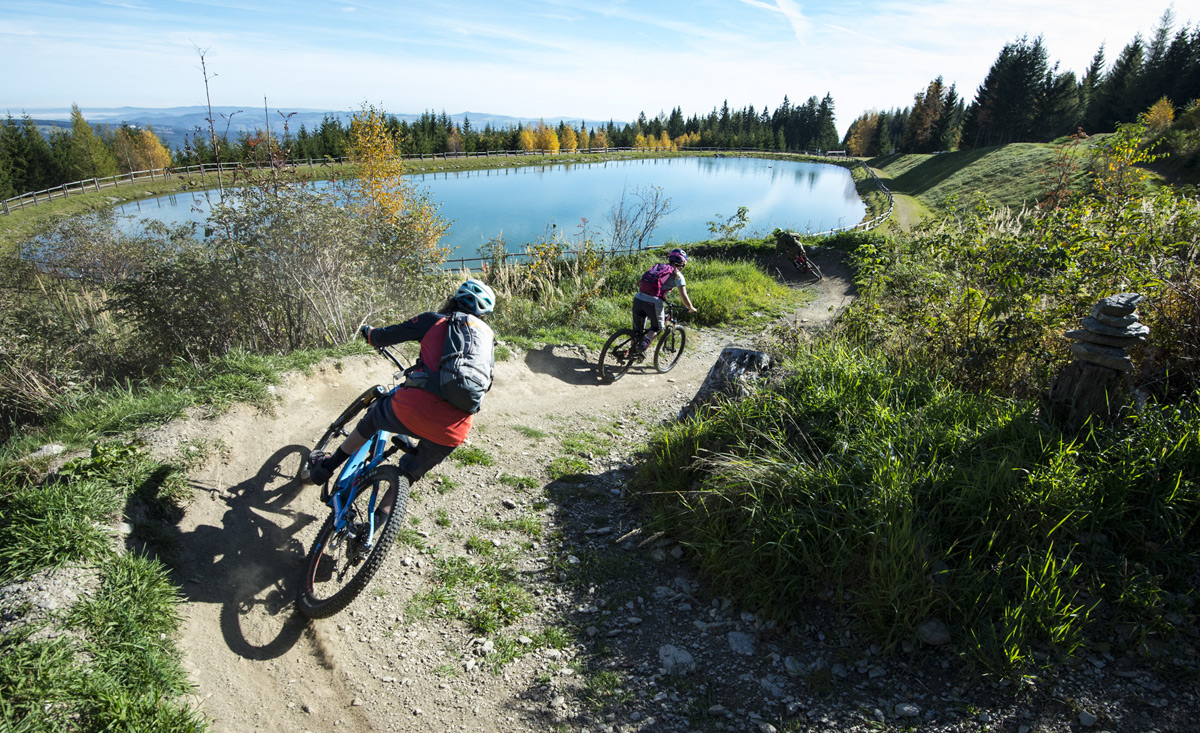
[1049,292,1148,428]
[1064,292,1148,371]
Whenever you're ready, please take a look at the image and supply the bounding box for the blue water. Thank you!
[115,156,864,259]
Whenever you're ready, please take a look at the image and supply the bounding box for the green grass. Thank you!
[637,337,1200,671]
[0,447,202,731]
[498,473,540,491]
[869,142,1083,211]
[513,425,548,439]
[1,345,358,461]
[489,247,804,350]
[410,552,535,638]
[450,445,495,467]
[547,456,589,481]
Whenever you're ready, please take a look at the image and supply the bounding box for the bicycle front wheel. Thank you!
[314,386,387,455]
[654,325,687,373]
[296,465,409,619]
[808,261,824,281]
[598,329,638,383]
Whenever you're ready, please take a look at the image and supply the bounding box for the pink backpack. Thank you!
[638,263,675,299]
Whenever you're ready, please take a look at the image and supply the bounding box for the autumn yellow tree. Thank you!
[349,104,447,261]
[534,119,560,152]
[1143,97,1176,134]
[560,126,578,152]
[658,131,673,151]
[845,113,880,157]
[111,127,172,173]
[518,127,536,151]
[633,133,649,150]
[592,130,608,149]
[578,127,590,151]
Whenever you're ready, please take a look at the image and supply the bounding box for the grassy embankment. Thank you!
[865,140,1089,231]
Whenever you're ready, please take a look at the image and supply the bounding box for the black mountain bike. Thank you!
[597,302,687,383]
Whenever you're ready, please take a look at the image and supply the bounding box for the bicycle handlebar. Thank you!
[375,344,406,373]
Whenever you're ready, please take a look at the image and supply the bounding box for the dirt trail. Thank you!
[159,252,853,732]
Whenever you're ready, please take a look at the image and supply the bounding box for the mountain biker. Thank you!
[307,279,497,487]
[773,228,808,268]
[632,248,696,358]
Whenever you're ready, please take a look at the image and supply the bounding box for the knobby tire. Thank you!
[598,329,638,383]
[296,465,409,619]
[653,325,687,373]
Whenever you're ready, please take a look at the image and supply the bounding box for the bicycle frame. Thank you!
[325,344,410,548]
[328,430,393,543]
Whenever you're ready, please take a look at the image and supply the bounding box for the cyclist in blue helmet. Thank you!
[631,248,696,358]
[308,279,497,486]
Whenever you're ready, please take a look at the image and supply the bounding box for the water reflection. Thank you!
[113,156,865,258]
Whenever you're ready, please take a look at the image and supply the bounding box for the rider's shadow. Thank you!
[523,343,605,386]
[176,444,320,661]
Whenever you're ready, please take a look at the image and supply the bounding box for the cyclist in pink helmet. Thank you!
[631,248,696,358]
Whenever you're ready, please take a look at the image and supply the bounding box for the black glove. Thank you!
[359,324,372,342]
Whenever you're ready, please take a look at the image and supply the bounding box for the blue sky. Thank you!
[0,0,1181,137]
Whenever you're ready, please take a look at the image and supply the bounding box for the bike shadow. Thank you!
[522,343,605,386]
[175,444,321,661]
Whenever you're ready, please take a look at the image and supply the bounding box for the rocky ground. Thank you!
[7,250,1198,732]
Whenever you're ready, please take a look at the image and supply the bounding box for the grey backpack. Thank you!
[407,312,495,414]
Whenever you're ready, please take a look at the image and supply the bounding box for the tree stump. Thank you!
[679,347,771,421]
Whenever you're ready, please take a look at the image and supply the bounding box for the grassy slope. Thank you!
[869,142,1073,216]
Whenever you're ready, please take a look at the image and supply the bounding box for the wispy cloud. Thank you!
[738,0,811,41]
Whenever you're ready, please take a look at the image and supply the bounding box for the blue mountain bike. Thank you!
[296,345,415,619]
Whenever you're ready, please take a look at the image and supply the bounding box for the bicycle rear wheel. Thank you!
[654,325,687,373]
[598,329,638,383]
[296,465,408,619]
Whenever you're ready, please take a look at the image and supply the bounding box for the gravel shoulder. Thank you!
[152,250,1195,733]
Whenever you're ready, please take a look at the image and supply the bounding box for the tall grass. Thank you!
[637,340,1200,669]
[485,239,807,348]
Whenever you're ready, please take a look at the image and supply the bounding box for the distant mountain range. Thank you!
[10,106,622,150]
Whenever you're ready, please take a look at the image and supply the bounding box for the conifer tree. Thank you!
[55,105,117,181]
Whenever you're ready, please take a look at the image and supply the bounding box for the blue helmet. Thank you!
[455,279,496,316]
[667,248,688,266]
